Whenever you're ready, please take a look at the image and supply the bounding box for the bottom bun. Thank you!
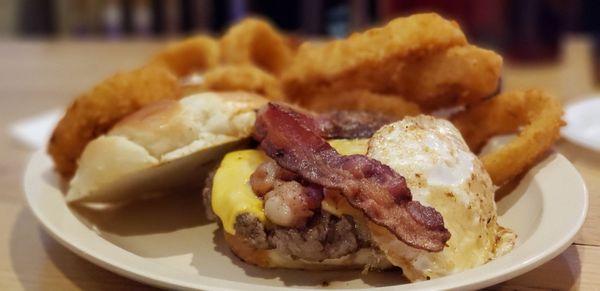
[224,232,393,271]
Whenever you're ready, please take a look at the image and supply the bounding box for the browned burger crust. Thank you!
[224,231,392,271]
[225,232,272,268]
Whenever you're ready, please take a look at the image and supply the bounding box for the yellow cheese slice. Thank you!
[211,139,368,234]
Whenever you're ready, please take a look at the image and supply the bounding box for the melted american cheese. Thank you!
[212,139,368,234]
[211,149,268,234]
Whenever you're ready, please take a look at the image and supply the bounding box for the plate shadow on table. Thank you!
[189,228,409,288]
[9,207,157,290]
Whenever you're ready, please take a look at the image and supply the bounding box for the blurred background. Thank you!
[1,0,600,96]
[2,0,599,62]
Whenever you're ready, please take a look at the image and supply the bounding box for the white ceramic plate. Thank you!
[562,97,600,152]
[24,150,587,290]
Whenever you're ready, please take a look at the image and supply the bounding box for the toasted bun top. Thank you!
[110,92,267,159]
[67,91,267,203]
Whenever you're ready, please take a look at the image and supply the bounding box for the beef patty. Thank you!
[234,211,372,262]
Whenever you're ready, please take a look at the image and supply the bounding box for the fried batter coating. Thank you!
[451,90,564,186]
[298,90,421,119]
[220,18,294,75]
[282,13,502,110]
[388,45,502,109]
[48,65,182,179]
[201,65,284,100]
[150,35,220,77]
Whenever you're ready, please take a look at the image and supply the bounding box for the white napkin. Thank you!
[9,109,62,150]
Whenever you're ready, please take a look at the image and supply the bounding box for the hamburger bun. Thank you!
[66,91,267,203]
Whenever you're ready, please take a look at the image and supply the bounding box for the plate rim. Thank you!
[23,150,588,291]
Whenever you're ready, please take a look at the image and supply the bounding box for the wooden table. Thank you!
[0,37,598,290]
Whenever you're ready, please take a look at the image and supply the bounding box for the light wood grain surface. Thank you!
[0,37,598,290]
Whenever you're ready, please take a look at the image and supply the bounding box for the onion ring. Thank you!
[220,18,294,75]
[150,35,220,77]
[450,89,564,186]
[201,65,284,100]
[282,14,505,110]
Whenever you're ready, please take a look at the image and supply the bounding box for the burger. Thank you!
[205,102,515,281]
[66,92,515,282]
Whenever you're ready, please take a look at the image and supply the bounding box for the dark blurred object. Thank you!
[378,0,506,51]
[468,1,505,50]
[376,0,506,50]
[580,0,600,33]
[504,0,565,63]
[300,0,323,35]
[580,0,600,83]
[594,37,600,85]
[248,0,301,31]
[298,0,376,36]
[211,0,232,32]
[377,0,574,63]
[325,0,350,37]
[377,0,470,25]
[18,0,56,35]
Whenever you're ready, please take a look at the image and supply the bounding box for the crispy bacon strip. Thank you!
[254,103,450,251]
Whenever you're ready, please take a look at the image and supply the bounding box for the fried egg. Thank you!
[367,115,516,281]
